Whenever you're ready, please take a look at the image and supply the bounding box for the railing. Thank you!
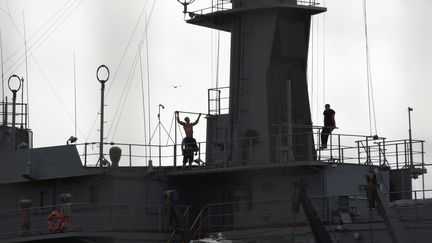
[187,0,322,18]
[208,86,229,115]
[0,101,28,129]
[0,203,191,240]
[76,128,426,171]
[191,191,432,236]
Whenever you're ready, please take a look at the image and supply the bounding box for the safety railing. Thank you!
[208,86,229,115]
[76,128,426,173]
[0,101,28,128]
[0,203,191,240]
[191,191,432,236]
[186,0,322,19]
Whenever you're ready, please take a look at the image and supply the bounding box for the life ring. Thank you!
[47,210,64,233]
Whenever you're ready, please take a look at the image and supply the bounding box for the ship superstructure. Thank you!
[0,1,431,243]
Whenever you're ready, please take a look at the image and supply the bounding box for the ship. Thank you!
[0,0,431,242]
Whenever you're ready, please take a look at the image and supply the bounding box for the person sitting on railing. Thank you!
[320,104,336,150]
[176,111,201,167]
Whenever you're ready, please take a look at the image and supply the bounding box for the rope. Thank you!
[108,47,141,141]
[6,0,83,76]
[362,0,378,136]
[139,42,148,159]
[105,0,149,97]
[3,0,75,66]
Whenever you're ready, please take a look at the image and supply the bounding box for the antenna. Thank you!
[23,11,29,129]
[96,65,110,167]
[73,52,77,138]
[0,28,4,104]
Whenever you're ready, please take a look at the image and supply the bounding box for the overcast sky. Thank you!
[1,0,431,178]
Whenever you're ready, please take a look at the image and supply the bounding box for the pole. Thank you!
[96,65,109,166]
[99,81,105,166]
[0,29,4,104]
[158,104,164,167]
[12,90,17,149]
[408,107,413,167]
[73,52,77,138]
[174,112,177,166]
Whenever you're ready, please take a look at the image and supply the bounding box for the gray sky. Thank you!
[1,0,431,178]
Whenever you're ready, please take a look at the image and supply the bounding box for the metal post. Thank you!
[8,75,22,150]
[84,143,88,167]
[129,144,132,167]
[408,107,414,167]
[99,81,105,166]
[422,142,425,199]
[337,135,341,163]
[395,144,399,169]
[218,89,221,114]
[174,115,177,167]
[96,65,109,167]
[365,137,370,164]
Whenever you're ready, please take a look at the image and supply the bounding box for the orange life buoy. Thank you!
[47,210,64,233]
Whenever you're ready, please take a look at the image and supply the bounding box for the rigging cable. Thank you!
[86,0,151,142]
[73,52,77,138]
[145,8,153,158]
[322,0,326,108]
[23,11,29,128]
[139,42,148,159]
[3,0,74,65]
[362,0,378,136]
[105,0,149,97]
[108,0,157,142]
[215,17,221,89]
[5,0,81,75]
[108,45,141,141]
[5,0,87,139]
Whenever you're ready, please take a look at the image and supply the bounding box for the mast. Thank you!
[188,0,326,165]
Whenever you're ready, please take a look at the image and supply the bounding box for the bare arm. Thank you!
[176,112,186,125]
[191,113,201,126]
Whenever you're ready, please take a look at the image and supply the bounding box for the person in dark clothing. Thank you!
[176,111,201,167]
[320,104,336,150]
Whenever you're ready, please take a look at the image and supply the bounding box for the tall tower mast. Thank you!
[188,0,326,165]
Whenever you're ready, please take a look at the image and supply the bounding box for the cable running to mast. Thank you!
[362,0,378,137]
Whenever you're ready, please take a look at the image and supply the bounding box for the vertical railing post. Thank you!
[422,141,425,199]
[218,89,221,115]
[84,143,88,167]
[129,144,132,167]
[378,142,382,166]
[318,128,322,161]
[329,134,333,162]
[357,141,361,164]
[396,144,399,169]
[382,138,386,167]
[365,137,370,164]
[207,89,211,115]
[174,118,177,167]
[404,140,408,167]
[337,134,341,163]
[198,142,202,166]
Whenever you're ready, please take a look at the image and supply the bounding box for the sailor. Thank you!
[320,104,336,150]
[176,111,201,167]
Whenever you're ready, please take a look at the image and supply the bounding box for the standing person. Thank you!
[176,111,201,167]
[320,104,336,150]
